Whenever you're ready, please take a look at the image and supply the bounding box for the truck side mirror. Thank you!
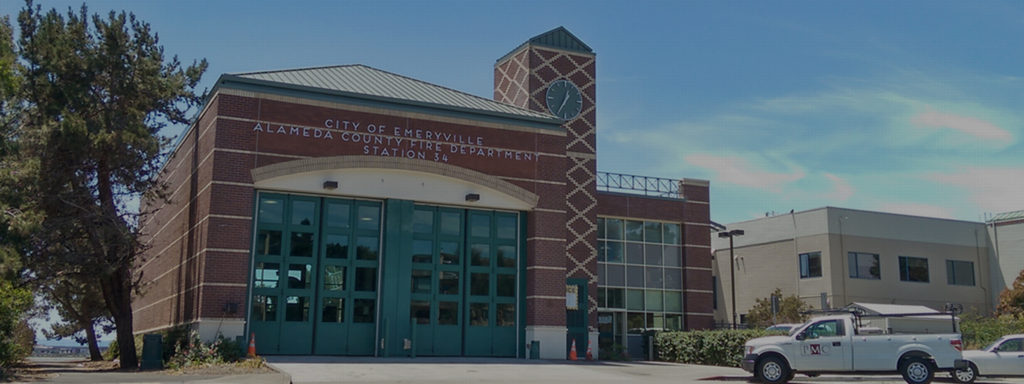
[795,333,806,341]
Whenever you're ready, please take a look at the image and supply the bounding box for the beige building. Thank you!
[988,210,1024,307]
[711,207,992,327]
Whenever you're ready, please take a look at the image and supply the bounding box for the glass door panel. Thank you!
[407,205,464,356]
[278,196,319,354]
[250,193,287,354]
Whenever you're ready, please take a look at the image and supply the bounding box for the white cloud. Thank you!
[910,109,1013,142]
[928,167,1024,214]
[685,153,805,192]
[877,203,955,220]
[823,173,854,202]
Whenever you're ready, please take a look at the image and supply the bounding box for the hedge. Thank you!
[959,314,1024,350]
[655,329,782,367]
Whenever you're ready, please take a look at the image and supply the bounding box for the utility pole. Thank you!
[718,229,745,329]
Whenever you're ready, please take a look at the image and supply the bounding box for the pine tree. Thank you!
[12,1,206,368]
[0,14,36,377]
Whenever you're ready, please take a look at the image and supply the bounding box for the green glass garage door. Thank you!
[401,207,518,356]
[312,199,380,355]
[250,194,381,355]
[462,210,518,356]
[249,194,520,357]
[407,206,464,356]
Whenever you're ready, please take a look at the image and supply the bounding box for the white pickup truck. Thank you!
[742,312,968,384]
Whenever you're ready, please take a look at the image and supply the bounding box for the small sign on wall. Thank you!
[566,285,579,310]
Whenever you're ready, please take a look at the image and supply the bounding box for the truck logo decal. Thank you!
[809,344,822,355]
[801,344,829,356]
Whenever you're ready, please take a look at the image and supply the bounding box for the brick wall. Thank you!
[136,88,570,332]
[134,95,220,333]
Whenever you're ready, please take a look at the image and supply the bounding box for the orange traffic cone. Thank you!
[586,339,594,360]
[247,333,257,357]
[568,338,578,361]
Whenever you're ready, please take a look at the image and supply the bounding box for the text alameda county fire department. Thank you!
[251,119,538,164]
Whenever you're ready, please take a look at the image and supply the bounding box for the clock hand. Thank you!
[557,92,570,115]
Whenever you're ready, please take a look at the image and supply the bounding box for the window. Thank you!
[799,252,822,278]
[848,252,880,279]
[597,217,685,330]
[803,319,844,339]
[946,260,975,286]
[997,338,1023,352]
[899,256,929,283]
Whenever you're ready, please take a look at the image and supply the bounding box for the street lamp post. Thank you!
[718,229,745,329]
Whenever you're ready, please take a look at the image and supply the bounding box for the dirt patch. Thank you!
[5,358,272,382]
[3,367,51,383]
[170,360,273,375]
[4,359,100,382]
[80,360,120,371]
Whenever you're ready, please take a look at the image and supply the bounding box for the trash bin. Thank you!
[140,334,163,370]
[529,340,540,359]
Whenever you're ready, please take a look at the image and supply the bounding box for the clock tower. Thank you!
[495,27,598,356]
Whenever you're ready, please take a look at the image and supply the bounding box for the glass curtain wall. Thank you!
[596,217,684,335]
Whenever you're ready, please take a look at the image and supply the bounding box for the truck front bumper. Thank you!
[953,359,969,370]
[741,353,759,372]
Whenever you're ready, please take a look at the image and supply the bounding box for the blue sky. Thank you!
[3,0,1022,225]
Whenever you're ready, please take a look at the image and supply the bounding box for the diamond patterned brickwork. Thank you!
[496,44,598,329]
[494,49,531,109]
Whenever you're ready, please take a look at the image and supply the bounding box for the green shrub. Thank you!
[214,335,243,362]
[599,343,630,361]
[656,329,783,367]
[960,314,1024,350]
[0,281,32,376]
[161,325,192,362]
[166,330,221,370]
[165,331,244,370]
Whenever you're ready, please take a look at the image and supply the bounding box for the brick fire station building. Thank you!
[135,27,713,359]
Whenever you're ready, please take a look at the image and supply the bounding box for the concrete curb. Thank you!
[186,372,291,384]
[261,360,294,384]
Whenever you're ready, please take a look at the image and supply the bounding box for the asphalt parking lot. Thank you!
[19,356,1024,384]
[264,356,1024,384]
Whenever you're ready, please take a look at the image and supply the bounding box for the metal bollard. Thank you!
[648,335,654,361]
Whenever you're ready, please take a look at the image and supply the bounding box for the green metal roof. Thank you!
[527,26,593,53]
[219,64,560,124]
[990,210,1024,223]
[497,26,594,63]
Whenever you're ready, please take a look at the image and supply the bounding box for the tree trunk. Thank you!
[93,162,138,369]
[101,266,137,370]
[83,321,103,361]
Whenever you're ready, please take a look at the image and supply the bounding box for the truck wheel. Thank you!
[900,356,934,384]
[952,362,977,384]
[756,355,791,384]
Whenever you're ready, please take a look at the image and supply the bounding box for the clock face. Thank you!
[545,79,583,120]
